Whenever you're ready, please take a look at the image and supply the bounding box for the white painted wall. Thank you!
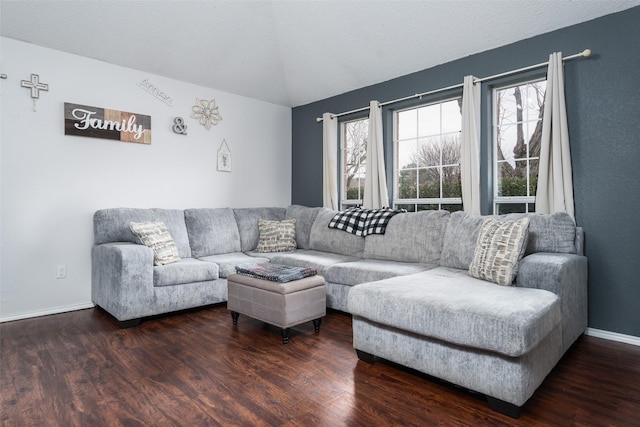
[0,37,292,321]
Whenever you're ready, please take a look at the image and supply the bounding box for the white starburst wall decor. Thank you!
[190,98,222,130]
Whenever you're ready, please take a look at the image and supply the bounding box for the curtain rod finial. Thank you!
[582,49,592,58]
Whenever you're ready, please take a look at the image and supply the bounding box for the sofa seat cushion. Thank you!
[325,260,435,287]
[153,258,219,287]
[269,249,359,276]
[244,250,282,261]
[347,267,561,357]
[199,253,270,278]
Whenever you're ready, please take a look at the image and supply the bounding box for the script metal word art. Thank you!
[172,117,187,135]
[64,103,152,144]
[137,78,173,107]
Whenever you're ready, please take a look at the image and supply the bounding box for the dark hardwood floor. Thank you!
[2,304,639,426]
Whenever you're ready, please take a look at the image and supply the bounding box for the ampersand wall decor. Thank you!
[172,117,187,135]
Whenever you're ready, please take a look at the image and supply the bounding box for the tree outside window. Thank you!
[493,80,546,214]
[341,118,368,209]
[394,99,462,212]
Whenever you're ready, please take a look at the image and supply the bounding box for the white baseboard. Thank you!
[0,302,95,323]
[586,328,640,347]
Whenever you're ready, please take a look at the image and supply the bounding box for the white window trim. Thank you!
[392,98,463,211]
[339,118,367,210]
[492,78,546,214]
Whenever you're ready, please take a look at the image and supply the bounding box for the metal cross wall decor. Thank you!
[21,73,49,99]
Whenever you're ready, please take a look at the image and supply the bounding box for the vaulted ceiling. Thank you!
[2,1,638,107]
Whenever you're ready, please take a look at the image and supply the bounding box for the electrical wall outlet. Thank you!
[56,265,67,279]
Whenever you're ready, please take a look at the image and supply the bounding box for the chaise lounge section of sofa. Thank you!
[348,210,587,416]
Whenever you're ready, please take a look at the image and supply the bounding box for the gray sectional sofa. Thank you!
[92,205,587,416]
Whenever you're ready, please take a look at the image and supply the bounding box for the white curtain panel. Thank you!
[322,112,339,210]
[460,75,481,214]
[536,52,576,221]
[362,101,390,209]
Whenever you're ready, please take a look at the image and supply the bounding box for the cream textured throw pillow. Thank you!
[130,220,180,266]
[468,217,530,286]
[255,219,297,253]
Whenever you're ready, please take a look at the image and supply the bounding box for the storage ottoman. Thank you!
[227,272,326,343]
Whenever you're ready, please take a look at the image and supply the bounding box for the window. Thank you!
[493,79,546,214]
[393,99,462,212]
[340,118,368,209]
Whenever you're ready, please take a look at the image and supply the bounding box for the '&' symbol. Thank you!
[173,117,187,135]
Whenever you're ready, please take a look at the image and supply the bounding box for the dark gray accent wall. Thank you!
[291,7,640,337]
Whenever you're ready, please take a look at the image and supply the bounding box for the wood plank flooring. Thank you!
[2,304,639,426]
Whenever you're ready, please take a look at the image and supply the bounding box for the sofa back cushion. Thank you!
[94,208,191,258]
[440,211,486,270]
[364,210,450,264]
[233,207,286,252]
[184,208,241,257]
[285,205,323,249]
[440,211,577,270]
[309,208,365,257]
[502,212,576,255]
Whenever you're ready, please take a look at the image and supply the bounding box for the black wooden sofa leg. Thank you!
[487,396,523,418]
[355,349,376,363]
[354,347,523,418]
[118,318,141,328]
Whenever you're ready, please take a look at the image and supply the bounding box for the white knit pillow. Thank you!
[130,220,180,266]
[469,217,530,286]
[255,219,297,253]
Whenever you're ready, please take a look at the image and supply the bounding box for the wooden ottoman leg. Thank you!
[281,328,290,344]
[312,318,322,333]
[231,311,239,325]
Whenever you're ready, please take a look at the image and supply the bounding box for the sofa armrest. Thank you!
[516,252,588,351]
[91,242,154,322]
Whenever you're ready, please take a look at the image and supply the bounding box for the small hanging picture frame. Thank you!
[217,139,232,172]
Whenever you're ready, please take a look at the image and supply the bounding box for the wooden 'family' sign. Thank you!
[64,103,152,144]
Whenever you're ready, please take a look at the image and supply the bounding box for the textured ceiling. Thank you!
[2,1,639,107]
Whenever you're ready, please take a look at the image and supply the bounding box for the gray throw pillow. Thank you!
[468,217,530,286]
[255,219,297,253]
[130,220,180,266]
